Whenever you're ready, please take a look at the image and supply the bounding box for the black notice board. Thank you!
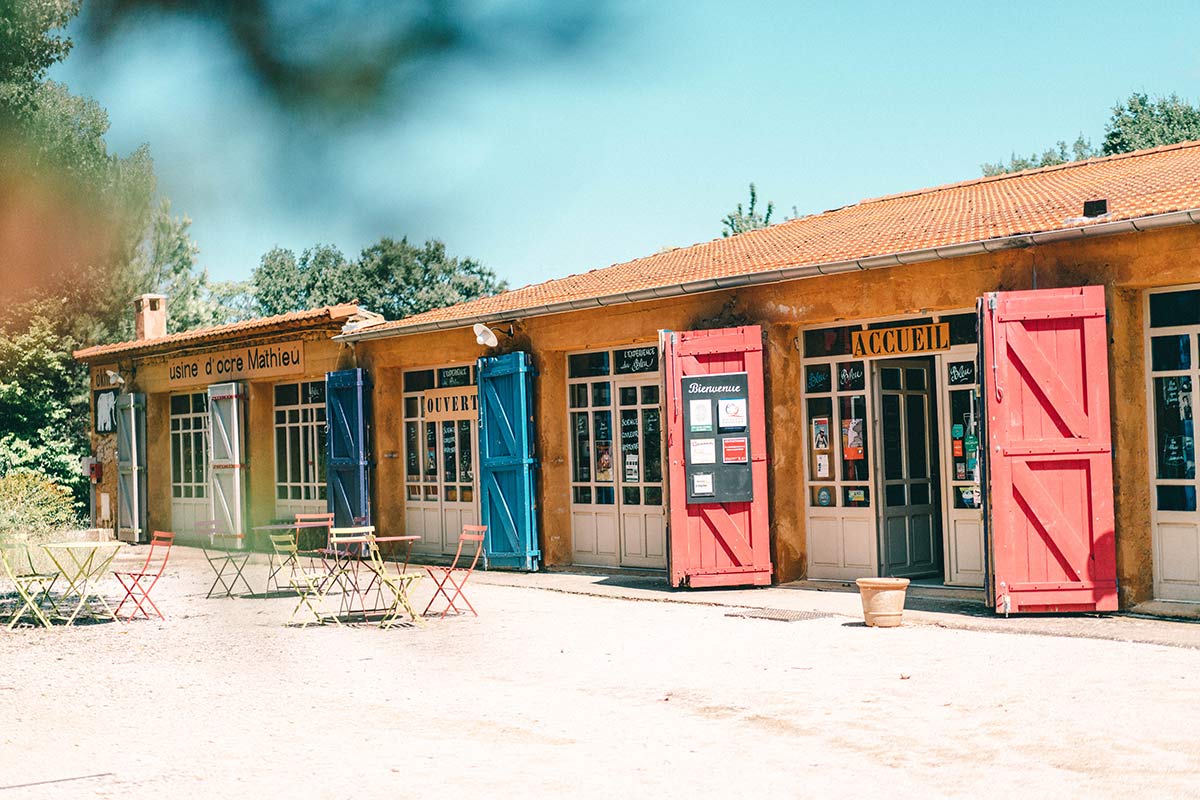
[680,372,753,504]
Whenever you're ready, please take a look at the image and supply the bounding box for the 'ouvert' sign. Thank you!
[167,341,306,386]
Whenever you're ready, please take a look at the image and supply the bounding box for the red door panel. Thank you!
[663,326,772,588]
[981,286,1118,612]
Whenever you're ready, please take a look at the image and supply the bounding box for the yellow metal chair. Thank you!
[269,533,344,627]
[1,541,57,629]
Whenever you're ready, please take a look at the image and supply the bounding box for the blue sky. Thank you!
[51,1,1200,289]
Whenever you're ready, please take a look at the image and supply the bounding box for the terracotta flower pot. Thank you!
[855,577,910,627]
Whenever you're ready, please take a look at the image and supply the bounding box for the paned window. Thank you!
[273,381,327,503]
[1148,288,1199,512]
[403,366,476,504]
[170,392,208,499]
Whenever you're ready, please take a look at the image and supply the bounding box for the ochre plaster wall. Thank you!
[355,225,1200,604]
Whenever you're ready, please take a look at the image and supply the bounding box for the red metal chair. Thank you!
[113,531,174,621]
[423,525,485,619]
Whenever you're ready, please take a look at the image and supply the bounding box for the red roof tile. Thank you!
[361,140,1200,335]
[74,304,364,361]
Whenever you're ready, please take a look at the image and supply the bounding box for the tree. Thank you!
[982,92,1200,175]
[249,237,505,321]
[0,0,78,122]
[721,183,774,237]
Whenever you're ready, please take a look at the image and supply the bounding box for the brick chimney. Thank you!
[134,294,168,340]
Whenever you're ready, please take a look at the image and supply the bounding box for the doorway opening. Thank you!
[874,358,943,581]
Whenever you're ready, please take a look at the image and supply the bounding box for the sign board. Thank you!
[94,388,119,434]
[424,385,479,421]
[167,340,306,387]
[851,323,950,358]
[615,345,659,374]
[680,372,753,503]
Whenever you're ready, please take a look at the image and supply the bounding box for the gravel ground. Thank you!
[2,547,1199,799]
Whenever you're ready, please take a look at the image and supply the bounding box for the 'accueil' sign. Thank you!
[168,341,306,386]
[851,323,950,358]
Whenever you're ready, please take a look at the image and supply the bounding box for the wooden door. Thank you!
[875,360,940,578]
[116,392,147,543]
[207,382,246,538]
[981,286,1118,613]
[327,369,371,526]
[663,326,772,588]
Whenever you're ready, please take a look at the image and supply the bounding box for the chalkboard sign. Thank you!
[442,422,457,477]
[948,361,976,386]
[438,365,473,387]
[838,362,865,391]
[805,364,831,394]
[681,372,753,504]
[615,346,659,374]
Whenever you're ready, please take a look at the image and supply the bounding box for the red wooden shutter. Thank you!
[663,326,772,588]
[981,286,1118,612]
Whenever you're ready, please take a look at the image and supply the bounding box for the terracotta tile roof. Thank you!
[74,303,364,361]
[360,140,1200,335]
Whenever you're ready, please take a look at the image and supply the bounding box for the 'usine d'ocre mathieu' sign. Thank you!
[168,341,306,386]
[851,323,951,358]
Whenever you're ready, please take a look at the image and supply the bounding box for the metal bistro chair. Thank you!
[365,536,423,629]
[423,525,486,619]
[1,541,57,629]
[198,520,253,599]
[267,512,334,593]
[113,531,174,621]
[269,533,345,627]
[327,526,376,616]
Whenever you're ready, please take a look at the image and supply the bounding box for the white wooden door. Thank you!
[937,355,985,587]
[207,382,246,536]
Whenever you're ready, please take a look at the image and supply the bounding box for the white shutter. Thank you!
[116,393,147,543]
[207,383,246,536]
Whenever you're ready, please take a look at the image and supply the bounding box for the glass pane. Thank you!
[171,435,182,484]
[442,421,456,481]
[945,313,978,345]
[573,486,592,504]
[837,362,865,392]
[275,410,285,425]
[170,395,189,414]
[948,360,976,386]
[910,483,930,504]
[407,485,421,501]
[1151,335,1191,371]
[192,393,208,413]
[172,486,181,498]
[905,368,926,391]
[805,364,832,394]
[405,422,419,477]
[807,396,834,482]
[277,486,287,499]
[275,428,287,482]
[182,433,193,485]
[949,389,977,481]
[289,426,301,482]
[288,409,299,424]
[643,408,662,483]
[804,326,853,358]
[290,485,301,500]
[445,486,457,502]
[274,383,299,407]
[305,381,326,405]
[954,486,981,509]
[623,487,640,505]
[905,395,928,479]
[438,365,473,387]
[1157,484,1197,511]
[1150,289,1200,328]
[615,346,659,374]
[619,386,638,406]
[424,485,438,499]
[593,410,613,482]
[568,352,610,378]
[880,368,901,391]
[404,397,420,418]
[571,412,591,482]
[569,383,589,409]
[1154,376,1195,479]
[458,420,472,482]
[843,486,870,507]
[591,381,611,407]
[595,486,615,505]
[839,395,868,481]
[881,394,903,480]
[885,484,906,506]
[811,485,836,507]
[460,487,473,503]
[644,486,663,505]
[403,370,435,392]
[424,422,437,478]
[640,385,660,405]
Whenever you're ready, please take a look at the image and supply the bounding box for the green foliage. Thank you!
[0,0,79,120]
[250,238,506,320]
[1102,93,1200,156]
[0,470,81,535]
[721,183,774,237]
[983,92,1200,175]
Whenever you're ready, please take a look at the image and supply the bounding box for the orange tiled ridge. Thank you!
[74,303,363,361]
[368,140,1200,333]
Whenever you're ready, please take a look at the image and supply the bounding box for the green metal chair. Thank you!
[1,541,57,629]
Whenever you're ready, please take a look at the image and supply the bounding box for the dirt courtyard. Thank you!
[2,548,1199,799]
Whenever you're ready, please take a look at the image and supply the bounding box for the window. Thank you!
[170,393,208,499]
[1147,288,1199,512]
[568,346,662,507]
[403,365,476,504]
[273,381,327,503]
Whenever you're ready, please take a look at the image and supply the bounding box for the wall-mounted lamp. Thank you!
[473,323,514,348]
[105,369,125,386]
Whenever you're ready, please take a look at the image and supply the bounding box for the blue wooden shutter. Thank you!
[478,352,540,570]
[326,369,371,527]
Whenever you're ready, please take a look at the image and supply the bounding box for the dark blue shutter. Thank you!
[478,352,540,570]
[326,369,371,527]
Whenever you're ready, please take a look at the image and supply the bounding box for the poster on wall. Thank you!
[811,417,830,451]
[816,453,830,478]
[595,442,613,481]
[93,388,119,434]
[624,453,639,482]
[842,418,865,460]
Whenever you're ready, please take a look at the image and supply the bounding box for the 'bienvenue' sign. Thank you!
[167,341,306,386]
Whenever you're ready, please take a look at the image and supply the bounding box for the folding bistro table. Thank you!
[253,521,336,593]
[321,532,420,621]
[41,540,124,624]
